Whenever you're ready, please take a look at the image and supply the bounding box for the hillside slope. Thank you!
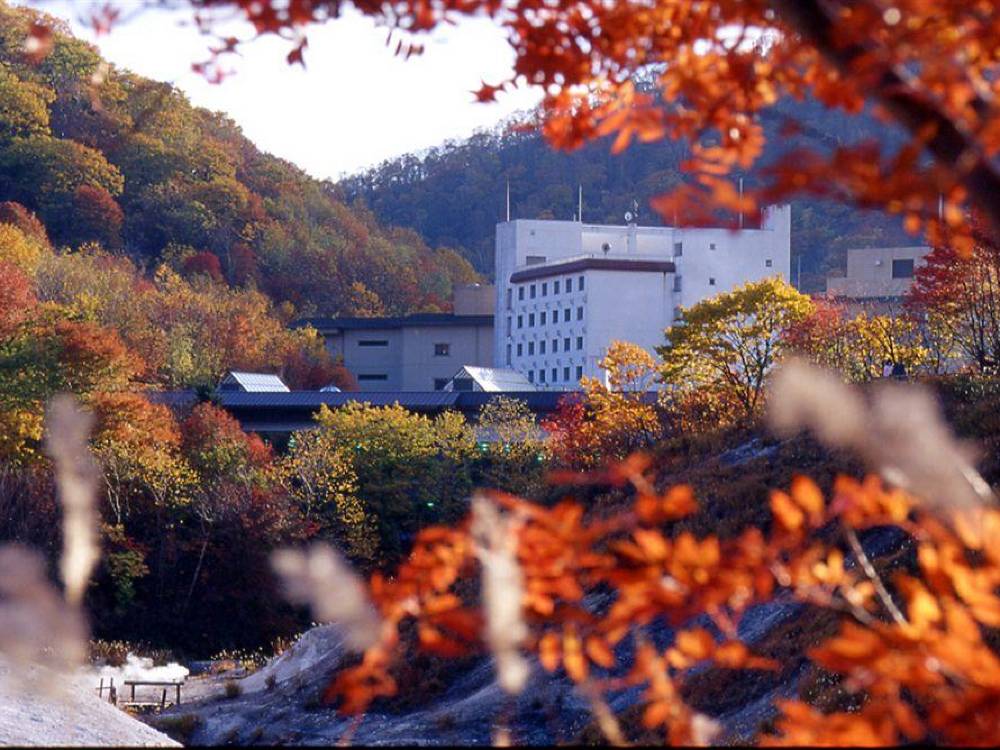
[0,660,178,747]
[0,1,478,317]
[340,96,913,291]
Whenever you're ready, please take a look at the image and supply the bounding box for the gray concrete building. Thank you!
[826,246,931,313]
[294,285,494,391]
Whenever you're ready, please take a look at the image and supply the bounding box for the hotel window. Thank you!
[563,308,571,322]
[540,341,546,354]
[709,277,716,286]
[518,286,525,301]
[517,315,523,329]
[434,343,450,357]
[434,378,450,391]
[892,258,915,278]
[358,373,388,382]
[505,344,511,365]
[554,280,561,294]
[506,289,512,309]
[579,275,585,290]
[577,306,584,320]
[542,282,548,296]
[564,337,571,351]
[563,366,570,381]
[506,316,511,336]
[527,370,534,383]
[673,275,682,292]
[517,343,523,357]
[765,259,773,268]
[576,336,584,350]
[576,365,583,380]
[529,313,535,327]
[552,339,559,352]
[358,340,388,347]
[528,341,535,355]
[673,241,683,256]
[539,369,546,383]
[710,242,717,250]
[566,277,573,293]
[551,367,557,382]
[530,284,537,299]
[540,311,547,325]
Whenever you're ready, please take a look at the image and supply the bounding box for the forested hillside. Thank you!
[0,1,479,318]
[340,96,913,291]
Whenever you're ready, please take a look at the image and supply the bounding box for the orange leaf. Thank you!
[642,700,670,729]
[538,632,561,672]
[790,475,824,522]
[771,490,804,532]
[634,528,670,560]
[675,628,714,660]
[585,635,616,668]
[563,627,588,682]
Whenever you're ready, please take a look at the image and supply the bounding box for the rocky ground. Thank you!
[0,659,178,747]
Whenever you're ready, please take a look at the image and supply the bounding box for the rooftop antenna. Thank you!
[578,185,583,223]
[505,179,510,222]
[738,177,744,229]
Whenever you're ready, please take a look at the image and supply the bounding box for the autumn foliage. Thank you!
[315,459,1000,746]
[115,0,1000,262]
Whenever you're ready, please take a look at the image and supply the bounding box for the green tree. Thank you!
[312,402,475,565]
[659,278,814,421]
[0,65,53,142]
[279,428,373,561]
[474,396,546,497]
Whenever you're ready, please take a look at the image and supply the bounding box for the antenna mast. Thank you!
[578,185,583,223]
[738,177,744,229]
[506,180,510,222]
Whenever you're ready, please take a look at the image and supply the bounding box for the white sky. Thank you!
[25,1,543,180]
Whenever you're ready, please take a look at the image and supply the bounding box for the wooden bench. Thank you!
[120,679,185,709]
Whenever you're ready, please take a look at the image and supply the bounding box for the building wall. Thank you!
[826,246,931,300]
[400,324,493,391]
[494,205,792,386]
[326,328,404,391]
[322,323,493,392]
[503,266,674,388]
[454,284,495,315]
[673,205,792,308]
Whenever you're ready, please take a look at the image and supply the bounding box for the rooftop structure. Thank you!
[219,371,290,393]
[494,206,792,389]
[443,365,536,392]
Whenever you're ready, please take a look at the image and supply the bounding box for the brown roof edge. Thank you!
[509,257,675,283]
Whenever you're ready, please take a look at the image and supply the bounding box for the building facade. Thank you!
[825,246,931,314]
[297,314,493,391]
[493,206,792,388]
[295,285,495,391]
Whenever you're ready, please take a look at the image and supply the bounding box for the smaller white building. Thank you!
[826,246,931,305]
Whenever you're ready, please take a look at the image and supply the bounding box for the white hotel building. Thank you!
[493,205,792,389]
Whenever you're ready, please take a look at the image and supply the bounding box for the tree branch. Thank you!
[772,0,1000,237]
